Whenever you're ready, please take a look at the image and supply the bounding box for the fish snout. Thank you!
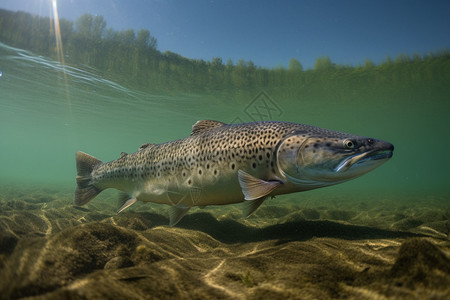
[378,139,394,153]
[368,139,394,161]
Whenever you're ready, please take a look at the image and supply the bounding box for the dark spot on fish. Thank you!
[326,143,331,147]
[214,170,218,175]
[206,164,210,169]
[198,170,202,175]
[252,163,256,169]
[231,164,235,170]
[258,155,263,161]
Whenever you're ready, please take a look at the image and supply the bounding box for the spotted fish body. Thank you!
[75,120,394,226]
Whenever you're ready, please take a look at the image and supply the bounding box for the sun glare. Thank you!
[51,0,63,63]
[50,0,72,116]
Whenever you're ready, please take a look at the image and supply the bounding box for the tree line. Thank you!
[0,9,448,93]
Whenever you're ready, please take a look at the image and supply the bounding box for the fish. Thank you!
[75,120,394,226]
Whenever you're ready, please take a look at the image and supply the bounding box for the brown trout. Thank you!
[75,120,394,226]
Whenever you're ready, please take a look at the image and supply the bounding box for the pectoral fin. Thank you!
[169,204,191,227]
[238,170,281,200]
[242,197,266,218]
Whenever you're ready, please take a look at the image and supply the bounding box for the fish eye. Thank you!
[344,139,355,149]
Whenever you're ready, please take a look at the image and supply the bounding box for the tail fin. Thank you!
[75,151,103,206]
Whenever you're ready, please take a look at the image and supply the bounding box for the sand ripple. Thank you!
[0,188,449,299]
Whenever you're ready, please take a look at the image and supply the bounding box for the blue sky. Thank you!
[1,0,449,69]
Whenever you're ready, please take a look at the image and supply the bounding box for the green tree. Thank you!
[117,29,135,45]
[136,29,157,50]
[211,57,223,69]
[412,53,422,62]
[314,56,333,70]
[288,58,303,71]
[395,53,410,64]
[383,55,393,65]
[364,58,375,69]
[59,19,74,43]
[136,29,150,48]
[92,15,106,39]
[75,14,93,37]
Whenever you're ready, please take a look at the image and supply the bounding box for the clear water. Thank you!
[0,41,449,201]
[2,6,450,298]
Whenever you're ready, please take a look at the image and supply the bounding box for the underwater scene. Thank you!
[0,2,449,299]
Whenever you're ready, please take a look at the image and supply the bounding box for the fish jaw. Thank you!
[334,147,394,173]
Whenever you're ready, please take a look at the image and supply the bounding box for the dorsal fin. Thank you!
[191,120,226,136]
[139,143,155,151]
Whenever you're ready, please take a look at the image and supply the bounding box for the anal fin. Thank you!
[238,170,282,200]
[169,204,191,227]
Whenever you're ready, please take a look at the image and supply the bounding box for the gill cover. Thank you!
[276,134,313,186]
[277,134,344,187]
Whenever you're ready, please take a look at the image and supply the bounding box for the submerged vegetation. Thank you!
[0,9,449,93]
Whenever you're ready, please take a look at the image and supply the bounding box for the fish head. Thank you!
[276,132,394,189]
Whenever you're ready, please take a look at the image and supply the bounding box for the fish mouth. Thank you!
[335,149,393,173]
[359,149,393,162]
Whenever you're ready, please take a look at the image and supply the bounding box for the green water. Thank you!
[0,42,449,200]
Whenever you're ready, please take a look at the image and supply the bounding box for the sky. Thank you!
[1,0,449,69]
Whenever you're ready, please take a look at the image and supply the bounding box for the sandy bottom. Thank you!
[0,185,449,299]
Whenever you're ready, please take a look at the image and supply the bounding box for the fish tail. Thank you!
[74,151,103,206]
